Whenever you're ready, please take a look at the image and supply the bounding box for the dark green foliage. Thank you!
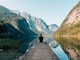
[0,33,13,38]
[0,32,22,51]
[0,38,22,51]
[0,24,8,33]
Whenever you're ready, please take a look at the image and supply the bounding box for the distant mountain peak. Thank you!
[49,24,58,32]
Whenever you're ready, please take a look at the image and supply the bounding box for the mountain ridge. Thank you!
[20,12,58,35]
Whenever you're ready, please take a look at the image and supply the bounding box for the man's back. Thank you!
[39,34,43,42]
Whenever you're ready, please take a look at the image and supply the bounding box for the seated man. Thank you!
[39,34,43,43]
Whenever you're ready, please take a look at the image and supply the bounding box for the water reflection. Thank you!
[51,45,69,60]
[44,38,58,48]
[0,36,36,60]
[18,36,36,53]
[43,37,69,60]
[54,36,80,60]
[0,37,69,60]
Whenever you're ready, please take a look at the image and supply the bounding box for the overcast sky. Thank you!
[0,0,79,26]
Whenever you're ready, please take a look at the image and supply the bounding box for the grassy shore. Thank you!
[0,50,22,60]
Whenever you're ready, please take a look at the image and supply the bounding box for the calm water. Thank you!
[44,37,70,60]
[51,45,69,60]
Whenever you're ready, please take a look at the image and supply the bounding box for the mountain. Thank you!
[54,1,80,60]
[54,1,80,36]
[49,24,58,32]
[12,10,59,36]
[62,2,80,26]
[20,12,51,35]
[0,5,37,38]
[20,12,59,36]
[0,6,11,13]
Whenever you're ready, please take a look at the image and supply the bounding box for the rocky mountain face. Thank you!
[63,2,80,26]
[54,2,80,60]
[0,5,11,13]
[20,12,58,36]
[54,2,80,36]
[20,12,50,35]
[0,6,37,39]
[55,2,80,35]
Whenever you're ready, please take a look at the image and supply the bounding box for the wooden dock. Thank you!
[22,43,59,60]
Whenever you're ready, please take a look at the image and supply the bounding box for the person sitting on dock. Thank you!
[39,34,43,43]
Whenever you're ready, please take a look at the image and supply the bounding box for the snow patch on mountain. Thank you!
[20,12,51,35]
[12,11,58,35]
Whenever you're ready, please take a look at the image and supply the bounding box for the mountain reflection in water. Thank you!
[4,36,70,60]
[43,37,69,60]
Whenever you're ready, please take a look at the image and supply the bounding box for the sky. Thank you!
[0,0,79,26]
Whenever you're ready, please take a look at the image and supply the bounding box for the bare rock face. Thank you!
[20,12,50,35]
[55,1,80,37]
[63,2,80,26]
